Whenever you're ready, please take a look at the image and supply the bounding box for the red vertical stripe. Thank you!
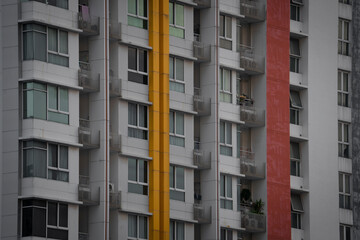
[266,0,291,239]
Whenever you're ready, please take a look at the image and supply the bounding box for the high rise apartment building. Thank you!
[0,0,359,239]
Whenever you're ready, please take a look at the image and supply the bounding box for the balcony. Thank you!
[238,45,265,74]
[78,6,99,36]
[193,37,211,62]
[109,21,122,41]
[194,204,212,224]
[239,0,265,23]
[193,88,211,116]
[109,72,122,98]
[79,61,100,93]
[240,106,265,127]
[240,156,265,180]
[193,144,211,170]
[193,0,211,8]
[79,119,100,149]
[78,175,100,206]
[79,232,89,240]
[241,207,266,233]
[110,133,122,153]
[110,191,122,210]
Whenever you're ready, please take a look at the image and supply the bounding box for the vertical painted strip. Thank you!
[266,0,291,239]
[149,0,169,239]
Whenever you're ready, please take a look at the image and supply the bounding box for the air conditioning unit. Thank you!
[79,128,91,145]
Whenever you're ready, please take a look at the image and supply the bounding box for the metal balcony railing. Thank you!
[109,21,122,41]
[194,204,212,224]
[240,158,265,180]
[238,44,265,74]
[238,148,255,160]
[193,39,211,62]
[110,191,122,210]
[239,0,266,22]
[79,119,100,149]
[78,175,100,206]
[240,105,265,127]
[110,133,122,153]
[109,73,122,98]
[193,149,211,170]
[194,88,211,116]
[240,207,266,233]
[193,0,211,8]
[78,7,100,36]
[79,61,100,93]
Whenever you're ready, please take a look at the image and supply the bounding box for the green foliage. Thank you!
[251,199,264,215]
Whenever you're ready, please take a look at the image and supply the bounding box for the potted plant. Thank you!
[251,199,264,215]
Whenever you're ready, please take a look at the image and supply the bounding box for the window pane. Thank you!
[48,111,69,124]
[170,111,175,134]
[170,221,174,240]
[23,31,34,60]
[175,4,184,27]
[339,173,344,192]
[290,38,300,56]
[48,85,58,110]
[290,91,302,108]
[128,103,137,126]
[128,158,137,181]
[169,2,174,25]
[128,16,147,29]
[59,204,68,228]
[48,28,58,52]
[59,146,68,169]
[346,226,350,240]
[290,142,300,159]
[226,122,232,145]
[128,0,136,15]
[291,194,303,211]
[128,47,137,70]
[224,69,231,92]
[176,167,184,190]
[170,57,174,79]
[34,90,47,120]
[220,121,225,143]
[59,31,68,54]
[34,32,47,61]
[128,215,137,238]
[344,124,349,142]
[170,166,174,188]
[220,174,225,197]
[175,58,184,81]
[138,159,147,183]
[24,90,34,118]
[48,144,58,167]
[59,88,69,112]
[48,202,58,226]
[139,0,147,17]
[225,16,232,39]
[139,105,147,128]
[47,228,68,240]
[139,216,147,238]
[139,49,147,73]
[345,175,350,193]
[176,222,185,240]
[175,112,184,135]
[169,26,185,38]
[226,175,232,198]
[339,20,343,39]
[33,207,47,237]
[344,22,349,40]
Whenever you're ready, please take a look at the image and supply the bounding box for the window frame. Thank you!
[127,0,149,25]
[220,68,232,103]
[219,14,232,50]
[220,227,233,240]
[170,165,185,201]
[169,1,185,38]
[340,224,351,240]
[170,220,185,240]
[339,0,352,5]
[290,90,302,125]
[169,56,185,93]
[220,174,233,210]
[339,172,351,209]
[169,111,185,147]
[128,102,149,140]
[128,47,149,85]
[338,18,350,56]
[220,120,233,156]
[338,121,350,158]
[290,142,301,177]
[128,158,149,195]
[290,1,301,22]
[291,193,303,229]
[338,70,350,107]
[128,214,148,240]
[290,38,301,73]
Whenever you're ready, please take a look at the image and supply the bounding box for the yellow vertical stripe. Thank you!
[149,0,169,239]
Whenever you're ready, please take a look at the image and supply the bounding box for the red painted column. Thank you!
[266,0,291,239]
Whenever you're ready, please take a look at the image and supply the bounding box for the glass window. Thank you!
[220,14,232,50]
[291,193,303,229]
[220,228,232,240]
[290,1,301,21]
[220,174,233,209]
[169,57,185,93]
[128,214,148,239]
[170,220,184,240]
[290,38,300,73]
[128,158,148,195]
[220,121,232,156]
[340,224,351,240]
[169,2,185,38]
[339,173,351,209]
[128,103,148,140]
[338,121,350,158]
[290,90,302,125]
[170,165,185,201]
[128,47,148,84]
[128,0,148,29]
[338,70,350,107]
[220,68,232,103]
[169,111,185,147]
[339,0,352,4]
[290,142,301,177]
[338,19,350,56]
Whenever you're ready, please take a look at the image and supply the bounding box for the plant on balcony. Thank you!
[236,94,254,106]
[251,199,264,215]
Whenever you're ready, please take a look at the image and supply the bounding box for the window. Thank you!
[169,57,185,93]
[291,193,303,229]
[237,127,251,159]
[290,38,300,73]
[338,19,350,56]
[170,111,185,147]
[169,2,185,38]
[220,228,232,240]
[290,0,301,21]
[23,140,69,182]
[340,224,351,240]
[170,165,185,201]
[128,0,148,29]
[22,199,68,240]
[338,70,350,107]
[128,47,148,84]
[220,68,232,103]
[339,173,351,209]
[170,220,184,240]
[290,142,300,177]
[220,121,232,156]
[339,0,352,5]
[23,82,69,124]
[290,90,302,125]
[26,0,68,9]
[236,73,251,106]
[220,174,233,209]
[23,24,69,67]
[128,158,148,195]
[128,214,148,239]
[338,121,350,158]
[128,103,148,140]
[220,14,232,50]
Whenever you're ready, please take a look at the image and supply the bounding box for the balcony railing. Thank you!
[239,0,265,22]
[193,39,211,62]
[109,73,122,98]
[109,21,122,41]
[194,149,211,170]
[194,88,211,116]
[240,158,265,180]
[240,207,266,233]
[110,191,122,210]
[194,204,212,224]
[79,61,100,93]
[193,0,211,8]
[240,106,265,127]
[238,45,265,74]
[238,148,255,160]
[78,175,100,206]
[79,119,100,149]
[78,6,100,36]
[79,232,89,240]
[110,133,122,153]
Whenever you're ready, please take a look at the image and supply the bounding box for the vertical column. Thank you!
[148,1,170,239]
[266,0,291,239]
